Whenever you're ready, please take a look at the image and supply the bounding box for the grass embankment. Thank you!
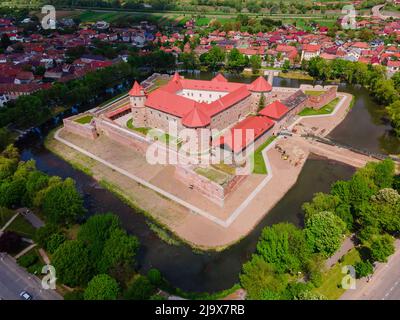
[126,119,150,135]
[74,115,93,124]
[195,167,230,185]
[299,98,340,116]
[278,71,314,80]
[251,136,277,174]
[305,90,326,96]
[0,207,36,238]
[313,248,361,300]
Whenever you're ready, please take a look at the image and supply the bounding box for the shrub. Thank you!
[124,275,155,300]
[17,252,38,268]
[354,260,374,279]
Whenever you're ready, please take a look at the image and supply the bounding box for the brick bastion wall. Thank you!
[63,114,98,140]
[299,85,338,109]
[175,165,247,207]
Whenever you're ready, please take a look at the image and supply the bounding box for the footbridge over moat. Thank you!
[286,133,400,169]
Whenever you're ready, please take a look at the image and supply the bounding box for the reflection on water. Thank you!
[21,144,354,292]
[16,72,398,292]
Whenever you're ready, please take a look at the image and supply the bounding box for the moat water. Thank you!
[17,74,400,292]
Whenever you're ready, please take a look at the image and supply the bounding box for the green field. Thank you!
[299,98,340,116]
[74,115,93,124]
[314,248,361,300]
[251,136,277,174]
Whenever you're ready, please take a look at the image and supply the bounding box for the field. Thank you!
[299,98,340,116]
[314,248,361,300]
[61,10,190,27]
[251,136,276,174]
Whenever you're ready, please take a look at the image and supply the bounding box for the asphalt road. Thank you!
[341,240,400,300]
[0,253,62,300]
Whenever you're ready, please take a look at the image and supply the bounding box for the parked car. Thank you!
[19,291,32,300]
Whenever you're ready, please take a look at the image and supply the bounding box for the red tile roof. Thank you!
[302,44,321,52]
[181,104,210,128]
[220,116,275,152]
[129,81,145,96]
[247,76,272,92]
[259,101,289,120]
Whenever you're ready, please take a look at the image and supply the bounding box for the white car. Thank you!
[19,291,32,300]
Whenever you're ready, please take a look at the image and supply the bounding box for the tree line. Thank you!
[0,145,167,300]
[304,57,400,137]
[240,159,400,299]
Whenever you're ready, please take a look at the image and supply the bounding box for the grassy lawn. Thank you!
[7,216,36,239]
[251,136,277,174]
[299,98,340,116]
[74,115,93,124]
[314,248,361,300]
[278,71,314,80]
[195,167,230,185]
[126,119,150,135]
[305,90,326,96]
[211,163,236,175]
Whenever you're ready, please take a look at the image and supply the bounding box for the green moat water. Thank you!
[18,74,400,292]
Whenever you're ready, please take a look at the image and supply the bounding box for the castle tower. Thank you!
[248,76,273,113]
[129,81,147,127]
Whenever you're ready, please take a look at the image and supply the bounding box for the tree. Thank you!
[240,255,288,300]
[200,46,225,71]
[302,193,340,220]
[84,274,120,300]
[147,268,163,287]
[354,260,373,279]
[46,233,66,254]
[249,55,261,74]
[52,240,93,287]
[226,48,247,73]
[282,59,290,72]
[78,213,120,264]
[41,177,85,225]
[97,228,139,274]
[373,159,395,189]
[0,128,11,152]
[257,93,265,113]
[386,100,400,137]
[124,275,155,300]
[305,211,346,257]
[369,234,395,263]
[256,223,311,274]
[34,224,61,249]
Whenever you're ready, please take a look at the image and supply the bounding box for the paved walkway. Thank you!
[0,213,19,233]
[326,236,355,269]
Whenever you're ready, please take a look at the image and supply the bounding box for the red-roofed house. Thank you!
[258,101,289,120]
[387,60,400,75]
[301,44,321,61]
[219,116,275,153]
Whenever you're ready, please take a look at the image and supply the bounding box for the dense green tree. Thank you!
[305,211,346,258]
[256,223,311,274]
[46,233,66,254]
[386,100,400,137]
[124,275,155,300]
[97,228,139,274]
[52,240,93,287]
[373,159,395,189]
[354,260,373,279]
[200,46,225,71]
[78,213,120,263]
[41,177,85,225]
[240,255,288,300]
[302,193,340,220]
[84,274,120,300]
[34,224,61,249]
[369,234,395,263]
[249,55,261,74]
